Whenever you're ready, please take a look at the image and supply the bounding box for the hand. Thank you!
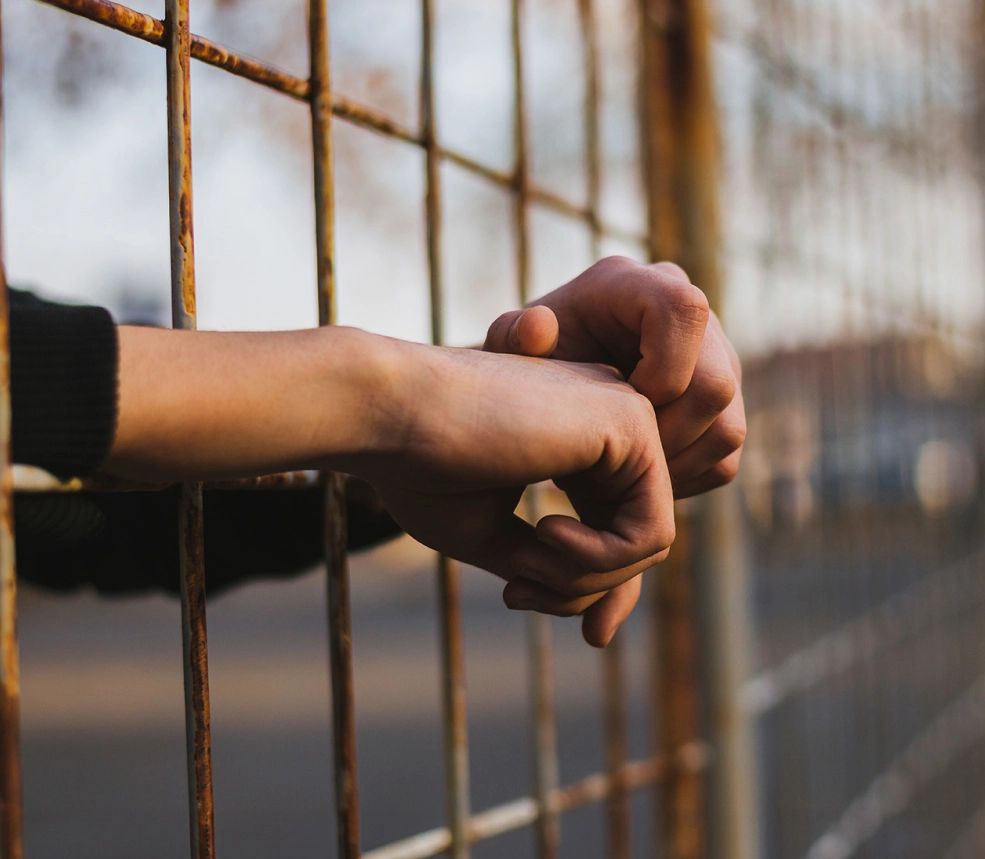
[483,257,745,640]
[105,325,676,647]
[483,256,745,496]
[353,341,676,649]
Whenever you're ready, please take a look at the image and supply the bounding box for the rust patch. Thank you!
[178,484,215,859]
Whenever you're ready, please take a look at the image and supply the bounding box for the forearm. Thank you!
[104,325,404,481]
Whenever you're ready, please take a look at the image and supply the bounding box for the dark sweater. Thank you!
[9,289,401,596]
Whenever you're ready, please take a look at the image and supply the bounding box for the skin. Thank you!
[104,324,676,646]
[483,257,746,643]
[104,257,743,648]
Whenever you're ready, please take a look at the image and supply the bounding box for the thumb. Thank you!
[482,305,559,357]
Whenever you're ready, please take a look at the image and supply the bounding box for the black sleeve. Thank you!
[9,288,402,596]
[9,288,118,480]
[16,486,402,597]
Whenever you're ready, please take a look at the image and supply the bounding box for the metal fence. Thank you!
[712,1,985,858]
[0,1,720,858]
[3,0,985,858]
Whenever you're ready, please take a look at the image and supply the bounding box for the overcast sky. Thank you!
[5,0,983,357]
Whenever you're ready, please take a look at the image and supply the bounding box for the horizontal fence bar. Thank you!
[739,545,985,716]
[37,0,309,98]
[803,671,985,859]
[10,464,323,493]
[36,0,646,250]
[361,747,711,859]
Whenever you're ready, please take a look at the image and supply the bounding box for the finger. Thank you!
[666,389,746,491]
[483,306,559,357]
[672,448,743,499]
[534,445,675,572]
[655,320,738,459]
[511,536,664,597]
[380,487,541,581]
[503,575,606,616]
[510,489,673,598]
[623,267,710,406]
[581,576,643,648]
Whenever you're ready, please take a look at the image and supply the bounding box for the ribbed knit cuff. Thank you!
[9,290,119,479]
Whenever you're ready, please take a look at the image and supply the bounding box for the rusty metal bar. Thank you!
[0,300,21,859]
[576,3,632,854]
[638,0,722,302]
[0,9,22,850]
[654,520,705,859]
[578,0,602,258]
[38,0,643,249]
[421,0,444,348]
[511,0,531,305]
[435,554,471,859]
[164,0,214,851]
[526,613,560,859]
[419,0,471,855]
[361,750,711,859]
[307,0,359,855]
[325,468,357,859]
[510,4,561,853]
[638,2,721,858]
[38,0,309,99]
[602,635,631,859]
[11,464,324,493]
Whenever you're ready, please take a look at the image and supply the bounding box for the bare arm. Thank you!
[103,324,676,646]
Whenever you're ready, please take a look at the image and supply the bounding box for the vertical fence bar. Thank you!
[578,0,602,259]
[422,3,471,857]
[602,637,631,859]
[308,0,359,856]
[437,555,470,859]
[526,612,560,859]
[512,4,562,856]
[511,0,531,304]
[0,289,20,859]
[165,0,214,853]
[578,3,632,854]
[0,8,22,850]
[637,1,728,858]
[653,520,703,859]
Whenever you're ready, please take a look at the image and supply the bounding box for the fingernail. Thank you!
[508,312,524,349]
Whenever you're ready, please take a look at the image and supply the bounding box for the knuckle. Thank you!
[702,413,746,464]
[692,366,738,416]
[593,254,638,277]
[663,379,692,404]
[652,261,691,282]
[630,512,675,557]
[654,518,676,554]
[663,278,710,330]
[717,411,748,454]
[710,455,741,487]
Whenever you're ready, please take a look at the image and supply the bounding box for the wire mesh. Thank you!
[4,0,982,856]
[713,0,985,857]
[0,0,714,857]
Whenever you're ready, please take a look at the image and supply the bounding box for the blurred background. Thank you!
[7,0,985,857]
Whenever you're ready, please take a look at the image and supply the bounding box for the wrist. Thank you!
[319,326,414,467]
